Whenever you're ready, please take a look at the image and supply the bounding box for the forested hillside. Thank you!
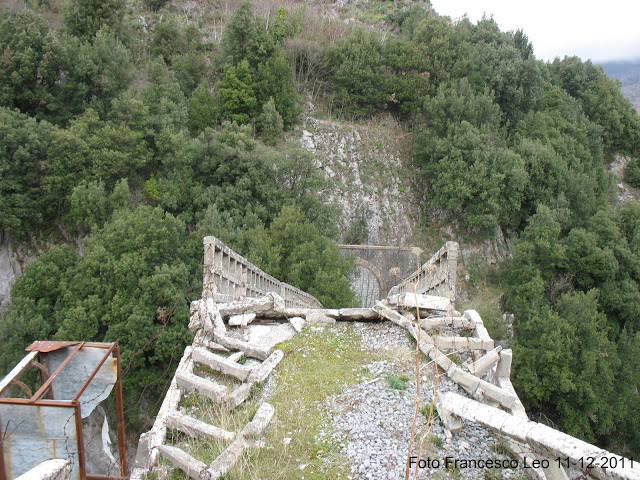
[1,0,640,457]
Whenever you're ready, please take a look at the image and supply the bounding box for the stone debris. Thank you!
[228,313,256,326]
[373,301,410,328]
[420,315,475,330]
[467,346,502,377]
[191,346,251,381]
[166,410,234,441]
[387,292,452,311]
[306,310,336,324]
[289,316,305,333]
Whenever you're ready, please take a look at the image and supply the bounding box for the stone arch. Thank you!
[352,257,386,307]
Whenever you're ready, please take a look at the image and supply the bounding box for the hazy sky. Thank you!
[429,0,640,63]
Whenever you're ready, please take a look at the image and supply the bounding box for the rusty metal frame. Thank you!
[0,341,130,480]
[7,380,32,398]
[30,359,52,400]
[29,342,84,402]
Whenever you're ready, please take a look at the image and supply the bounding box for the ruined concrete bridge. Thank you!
[8,236,639,480]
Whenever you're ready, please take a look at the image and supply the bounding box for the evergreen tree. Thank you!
[64,0,125,41]
[188,82,218,134]
[218,61,258,124]
[258,98,284,146]
[221,0,257,66]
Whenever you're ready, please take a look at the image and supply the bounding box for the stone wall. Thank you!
[340,244,419,307]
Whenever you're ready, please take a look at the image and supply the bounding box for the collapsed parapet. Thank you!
[376,294,640,480]
[0,342,128,480]
[387,241,458,302]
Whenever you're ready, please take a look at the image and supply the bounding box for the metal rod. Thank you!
[32,357,53,399]
[81,342,116,349]
[30,343,84,402]
[73,344,117,403]
[8,380,32,398]
[113,342,129,477]
[0,398,74,406]
[74,401,87,480]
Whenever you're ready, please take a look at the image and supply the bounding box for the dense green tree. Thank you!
[550,57,640,155]
[624,157,640,188]
[257,97,284,145]
[505,205,640,455]
[383,37,434,119]
[0,11,68,120]
[221,0,258,66]
[0,245,78,372]
[188,82,219,135]
[253,50,300,127]
[144,0,170,11]
[218,61,258,124]
[68,180,109,236]
[415,120,527,232]
[1,206,194,411]
[42,108,150,217]
[61,27,134,118]
[455,17,543,128]
[512,290,618,442]
[64,0,125,41]
[247,205,356,307]
[150,14,188,61]
[141,59,189,140]
[324,28,388,118]
[0,108,52,236]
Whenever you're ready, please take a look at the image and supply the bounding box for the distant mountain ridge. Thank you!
[601,59,640,111]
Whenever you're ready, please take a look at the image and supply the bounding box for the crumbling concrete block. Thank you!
[436,336,494,352]
[496,348,513,379]
[247,350,284,383]
[157,445,209,480]
[373,302,409,328]
[206,403,274,479]
[306,310,336,324]
[419,316,474,330]
[15,460,71,480]
[167,411,234,441]
[336,308,378,320]
[228,313,256,326]
[176,371,227,403]
[192,347,251,381]
[289,316,305,333]
[388,293,452,311]
[467,346,502,377]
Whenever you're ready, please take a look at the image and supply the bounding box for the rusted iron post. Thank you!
[73,401,87,480]
[113,342,128,477]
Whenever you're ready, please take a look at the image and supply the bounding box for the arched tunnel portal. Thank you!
[339,245,420,307]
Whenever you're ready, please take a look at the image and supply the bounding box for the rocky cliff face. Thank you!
[0,232,24,308]
[0,231,52,309]
[297,109,423,246]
